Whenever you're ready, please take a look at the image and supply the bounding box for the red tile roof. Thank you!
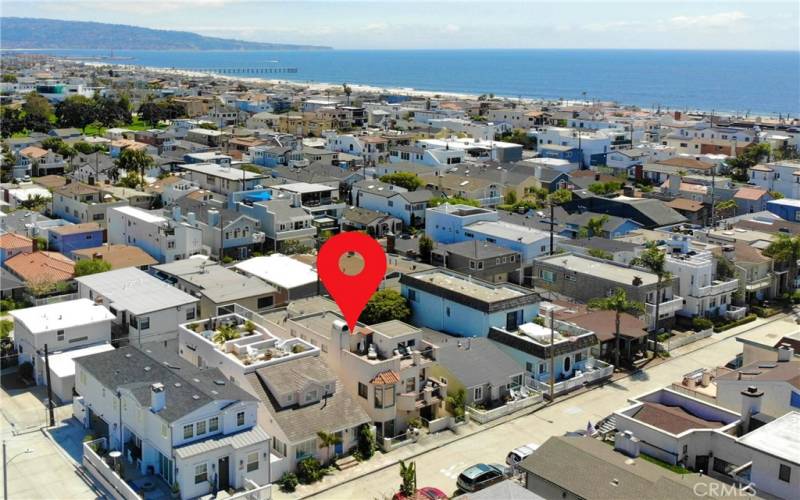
[5,251,75,283]
[631,402,725,434]
[0,233,34,251]
[370,370,400,385]
[734,187,769,201]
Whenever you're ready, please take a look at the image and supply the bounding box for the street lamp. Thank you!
[3,441,34,500]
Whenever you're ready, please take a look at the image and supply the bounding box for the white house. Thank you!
[234,254,319,302]
[352,180,433,226]
[74,345,271,499]
[107,205,203,263]
[179,163,268,196]
[10,299,115,401]
[76,267,199,345]
[748,160,800,199]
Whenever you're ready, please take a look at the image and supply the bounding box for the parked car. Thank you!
[505,442,539,469]
[456,463,509,493]
[393,486,448,500]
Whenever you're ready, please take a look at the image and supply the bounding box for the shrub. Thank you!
[692,317,713,332]
[713,314,757,333]
[0,299,15,312]
[221,256,234,264]
[407,417,422,429]
[357,424,376,460]
[0,319,12,339]
[296,457,324,484]
[532,317,545,327]
[278,472,298,492]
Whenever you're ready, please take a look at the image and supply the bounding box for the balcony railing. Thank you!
[646,295,683,317]
[745,275,772,291]
[694,279,739,298]
[528,359,614,398]
[397,385,442,412]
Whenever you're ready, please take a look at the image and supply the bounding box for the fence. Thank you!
[467,392,543,424]
[647,328,713,353]
[227,480,272,500]
[528,361,614,398]
[29,292,79,307]
[421,415,455,434]
[82,438,141,500]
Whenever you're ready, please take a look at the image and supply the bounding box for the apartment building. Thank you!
[107,206,203,263]
[178,163,269,196]
[52,182,129,228]
[747,160,800,199]
[352,180,433,226]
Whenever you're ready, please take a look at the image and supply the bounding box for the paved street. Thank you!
[292,314,798,500]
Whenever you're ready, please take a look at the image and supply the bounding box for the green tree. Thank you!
[380,172,422,191]
[0,106,25,137]
[588,181,623,195]
[763,233,800,293]
[716,255,737,281]
[588,288,644,368]
[418,235,434,264]
[504,190,518,205]
[138,99,163,126]
[398,460,417,497]
[198,122,218,130]
[342,82,352,105]
[316,431,342,465]
[296,457,325,484]
[22,92,54,133]
[588,248,614,260]
[631,243,672,339]
[19,194,49,211]
[428,196,479,207]
[55,95,96,131]
[212,324,240,345]
[2,74,17,83]
[116,172,143,189]
[357,423,376,460]
[74,259,112,277]
[115,148,154,190]
[548,188,573,205]
[715,199,738,221]
[727,143,771,182]
[584,214,609,239]
[73,141,107,155]
[281,239,312,255]
[495,128,534,148]
[768,191,784,200]
[94,94,132,127]
[446,388,467,419]
[360,289,411,324]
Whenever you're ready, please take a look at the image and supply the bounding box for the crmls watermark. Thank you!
[692,482,756,497]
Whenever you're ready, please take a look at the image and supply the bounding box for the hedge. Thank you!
[713,314,757,333]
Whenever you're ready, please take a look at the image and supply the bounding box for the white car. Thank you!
[505,442,539,468]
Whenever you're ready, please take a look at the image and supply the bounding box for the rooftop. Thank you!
[369,320,421,339]
[49,222,102,236]
[536,253,659,286]
[10,298,115,334]
[75,267,197,315]
[234,254,318,290]
[404,269,525,302]
[181,162,264,181]
[466,220,550,244]
[5,251,74,283]
[48,343,115,379]
[112,205,166,224]
[716,359,800,390]
[71,244,158,270]
[738,411,800,465]
[153,260,277,303]
[276,182,336,194]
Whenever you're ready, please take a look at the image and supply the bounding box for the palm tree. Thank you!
[342,83,352,106]
[588,288,644,368]
[445,388,466,420]
[764,233,800,293]
[316,430,342,465]
[212,324,240,345]
[583,215,609,239]
[398,460,417,497]
[631,243,673,344]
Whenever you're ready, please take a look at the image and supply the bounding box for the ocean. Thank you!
[32,49,800,116]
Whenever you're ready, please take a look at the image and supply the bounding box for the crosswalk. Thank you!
[439,461,467,479]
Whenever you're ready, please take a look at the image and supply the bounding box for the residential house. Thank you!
[431,240,521,283]
[419,173,503,207]
[107,206,203,263]
[174,199,263,260]
[561,212,642,239]
[563,193,687,229]
[0,232,33,264]
[70,152,117,185]
[733,187,773,215]
[0,268,25,301]
[400,268,540,337]
[352,180,433,227]
[642,157,717,184]
[287,313,446,444]
[533,253,682,331]
[47,223,105,258]
[748,160,800,199]
[388,145,465,171]
[183,151,233,167]
[178,163,268,196]
[665,198,707,226]
[185,128,225,148]
[555,237,640,265]
[18,146,67,177]
[234,254,319,303]
[235,196,316,252]
[76,267,199,345]
[341,207,402,238]
[271,182,346,232]
[74,345,271,499]
[10,299,114,402]
[153,259,278,318]
[5,250,75,292]
[52,182,128,228]
[72,244,158,271]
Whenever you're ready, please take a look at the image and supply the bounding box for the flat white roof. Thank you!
[47,343,115,379]
[10,299,115,334]
[738,411,800,464]
[112,205,166,224]
[75,267,198,315]
[467,220,550,244]
[234,254,317,289]
[188,128,223,136]
[276,182,336,194]
[181,163,263,181]
[538,253,659,286]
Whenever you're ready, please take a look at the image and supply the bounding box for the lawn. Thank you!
[83,116,167,137]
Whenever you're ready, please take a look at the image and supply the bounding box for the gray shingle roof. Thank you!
[174,426,269,459]
[245,357,370,443]
[436,240,518,260]
[429,337,523,388]
[75,344,255,423]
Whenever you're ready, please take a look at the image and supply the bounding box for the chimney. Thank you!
[740,385,763,433]
[151,382,166,413]
[777,343,794,362]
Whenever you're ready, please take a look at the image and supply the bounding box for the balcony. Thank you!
[694,278,739,298]
[529,359,614,398]
[646,295,684,318]
[725,305,748,321]
[397,384,443,412]
[744,275,772,292]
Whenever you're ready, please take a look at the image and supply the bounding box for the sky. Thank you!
[3,0,799,50]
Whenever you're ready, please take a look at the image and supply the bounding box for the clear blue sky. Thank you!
[4,0,799,50]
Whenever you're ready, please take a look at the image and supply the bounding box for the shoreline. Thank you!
[69,58,787,119]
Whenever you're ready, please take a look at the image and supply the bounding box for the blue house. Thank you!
[538,145,582,164]
[767,198,800,222]
[399,269,540,337]
[48,223,105,258]
[561,212,642,239]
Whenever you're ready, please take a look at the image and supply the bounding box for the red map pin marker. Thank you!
[318,232,387,331]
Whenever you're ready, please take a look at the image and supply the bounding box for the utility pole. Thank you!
[549,307,555,401]
[44,344,55,427]
[549,202,555,256]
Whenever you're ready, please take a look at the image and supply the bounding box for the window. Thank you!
[305,390,318,402]
[196,421,206,436]
[388,200,394,207]
[295,438,316,459]
[526,362,533,372]
[778,464,791,482]
[539,363,545,374]
[247,452,259,472]
[57,330,65,341]
[194,463,208,484]
[540,270,555,283]
[407,289,417,302]
[474,386,483,401]
[138,317,150,330]
[257,296,273,309]
[446,307,451,317]
[161,423,168,438]
[469,261,476,270]
[358,382,368,399]
[236,411,245,426]
[374,385,395,409]
[69,336,88,344]
[183,424,193,439]
[186,308,195,320]
[209,417,219,432]
[405,377,415,392]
